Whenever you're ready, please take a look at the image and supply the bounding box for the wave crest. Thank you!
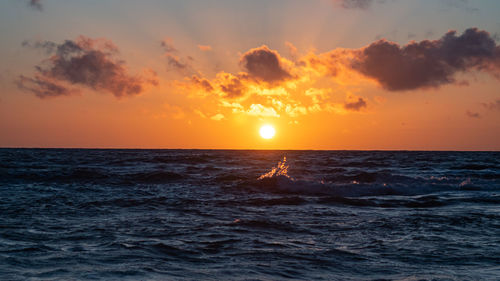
[258,157,291,180]
[253,156,494,197]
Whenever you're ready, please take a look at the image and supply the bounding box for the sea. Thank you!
[0,149,499,280]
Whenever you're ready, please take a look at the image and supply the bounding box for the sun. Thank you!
[259,125,276,139]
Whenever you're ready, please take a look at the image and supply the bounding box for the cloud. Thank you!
[344,97,367,111]
[220,101,244,113]
[198,45,212,51]
[21,40,57,54]
[194,109,207,118]
[190,75,214,93]
[349,28,500,91]
[173,27,500,121]
[19,36,158,98]
[175,72,250,100]
[285,41,299,60]
[333,0,373,9]
[218,73,249,99]
[160,39,177,53]
[16,75,78,98]
[305,88,331,104]
[176,45,296,103]
[246,104,280,118]
[174,75,214,98]
[166,55,190,71]
[465,110,481,118]
[28,0,42,11]
[218,102,281,118]
[161,39,196,74]
[240,45,292,84]
[482,99,500,111]
[210,113,224,121]
[285,104,308,117]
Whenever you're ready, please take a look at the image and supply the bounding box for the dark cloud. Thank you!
[219,74,247,99]
[22,40,56,54]
[344,97,367,111]
[160,40,177,53]
[350,28,500,91]
[190,76,213,93]
[166,55,189,71]
[28,0,42,11]
[16,75,77,98]
[19,36,157,98]
[482,99,500,111]
[465,110,481,118]
[334,0,373,9]
[240,45,292,84]
[161,39,196,74]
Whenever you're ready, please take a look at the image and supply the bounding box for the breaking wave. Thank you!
[253,156,498,197]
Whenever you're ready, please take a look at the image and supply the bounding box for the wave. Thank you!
[258,156,290,180]
[1,168,186,185]
[0,167,112,184]
[251,157,497,198]
[124,171,185,183]
[316,195,449,208]
[451,164,499,170]
[78,196,169,209]
[229,218,309,233]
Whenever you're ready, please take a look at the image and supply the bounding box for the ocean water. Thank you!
[0,149,499,280]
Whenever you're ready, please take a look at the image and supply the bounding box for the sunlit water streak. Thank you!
[0,149,499,280]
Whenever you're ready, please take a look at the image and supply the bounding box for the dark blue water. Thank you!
[1,149,499,280]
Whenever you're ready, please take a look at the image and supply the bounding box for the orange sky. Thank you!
[0,0,499,150]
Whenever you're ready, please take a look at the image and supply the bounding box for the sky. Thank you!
[0,0,499,150]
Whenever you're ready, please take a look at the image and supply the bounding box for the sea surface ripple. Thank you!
[0,149,499,280]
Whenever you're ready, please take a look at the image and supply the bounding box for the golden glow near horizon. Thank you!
[259,125,276,139]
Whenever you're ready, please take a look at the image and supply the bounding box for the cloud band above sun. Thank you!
[17,28,500,122]
[171,28,500,119]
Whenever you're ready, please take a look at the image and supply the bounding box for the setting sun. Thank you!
[259,125,276,139]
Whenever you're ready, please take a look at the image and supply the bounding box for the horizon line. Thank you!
[0,146,498,152]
